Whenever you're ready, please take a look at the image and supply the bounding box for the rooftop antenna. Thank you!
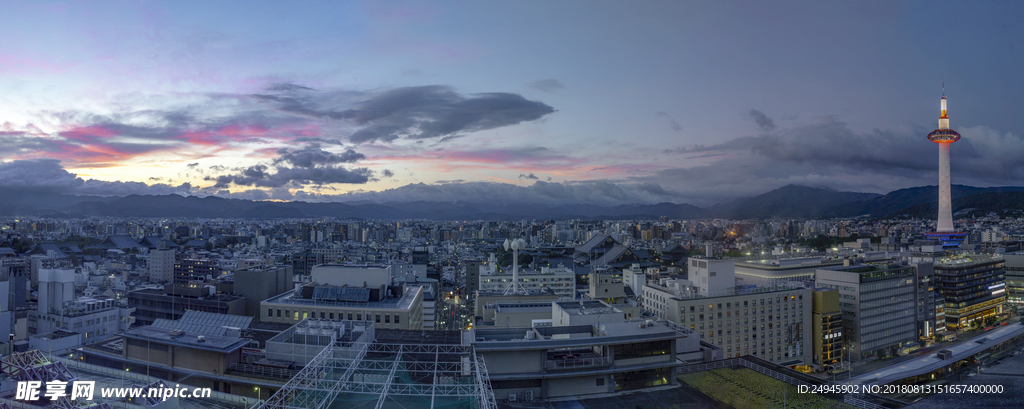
[502,238,529,295]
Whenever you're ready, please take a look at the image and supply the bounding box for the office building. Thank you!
[149,245,175,283]
[260,265,423,330]
[811,288,843,371]
[233,265,294,319]
[127,286,245,326]
[478,253,574,298]
[641,278,812,365]
[174,259,219,284]
[932,253,1006,331]
[472,320,715,400]
[815,263,924,361]
[1004,252,1024,312]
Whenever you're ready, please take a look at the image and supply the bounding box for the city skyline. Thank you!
[3,1,1024,207]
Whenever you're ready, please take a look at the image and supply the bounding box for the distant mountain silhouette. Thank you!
[891,191,1024,219]
[833,185,1024,218]
[722,184,880,219]
[0,183,1022,220]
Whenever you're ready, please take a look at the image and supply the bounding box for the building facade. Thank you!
[811,288,842,371]
[933,253,1006,331]
[260,286,423,330]
[815,263,926,361]
[1004,252,1024,312]
[641,282,812,365]
[233,265,294,319]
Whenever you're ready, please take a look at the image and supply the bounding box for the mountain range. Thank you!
[3,184,1024,220]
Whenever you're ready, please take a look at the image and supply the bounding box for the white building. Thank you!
[149,247,175,283]
[478,254,574,298]
[642,279,812,365]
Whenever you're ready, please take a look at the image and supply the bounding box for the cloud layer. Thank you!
[0,83,557,167]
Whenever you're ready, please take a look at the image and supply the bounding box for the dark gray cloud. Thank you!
[292,136,345,145]
[0,159,196,196]
[187,163,200,168]
[206,164,374,188]
[265,83,315,92]
[656,112,682,132]
[526,79,565,93]
[382,169,394,178]
[249,85,556,143]
[341,86,556,143]
[272,144,365,168]
[646,117,1024,205]
[206,144,373,188]
[519,173,539,180]
[747,109,776,131]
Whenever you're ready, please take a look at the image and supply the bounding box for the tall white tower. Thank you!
[927,89,961,233]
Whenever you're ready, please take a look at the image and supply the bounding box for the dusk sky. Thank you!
[3,1,1024,207]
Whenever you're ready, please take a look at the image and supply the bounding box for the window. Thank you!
[394,315,400,324]
[385,315,391,323]
[285,310,290,318]
[330,312,335,319]
[320,312,325,319]
[376,314,381,323]
[597,378,605,386]
[348,313,353,320]
[357,314,362,320]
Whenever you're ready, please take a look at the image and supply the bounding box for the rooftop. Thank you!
[491,303,552,314]
[473,319,691,348]
[263,285,421,311]
[122,325,251,353]
[555,300,621,315]
[935,253,1003,268]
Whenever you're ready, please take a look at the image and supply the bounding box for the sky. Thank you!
[2,0,1024,207]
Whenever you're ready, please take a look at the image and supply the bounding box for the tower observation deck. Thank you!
[925,88,967,248]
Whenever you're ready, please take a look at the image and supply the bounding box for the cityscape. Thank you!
[1,2,1024,409]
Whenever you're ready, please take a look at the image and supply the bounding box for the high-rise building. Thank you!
[815,263,932,361]
[924,88,968,247]
[932,253,1006,331]
[150,246,175,283]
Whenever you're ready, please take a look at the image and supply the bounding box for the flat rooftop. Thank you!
[122,326,251,353]
[935,253,1003,268]
[473,320,691,349]
[375,328,463,345]
[555,300,620,315]
[492,303,552,314]
[263,285,420,310]
[127,287,244,302]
